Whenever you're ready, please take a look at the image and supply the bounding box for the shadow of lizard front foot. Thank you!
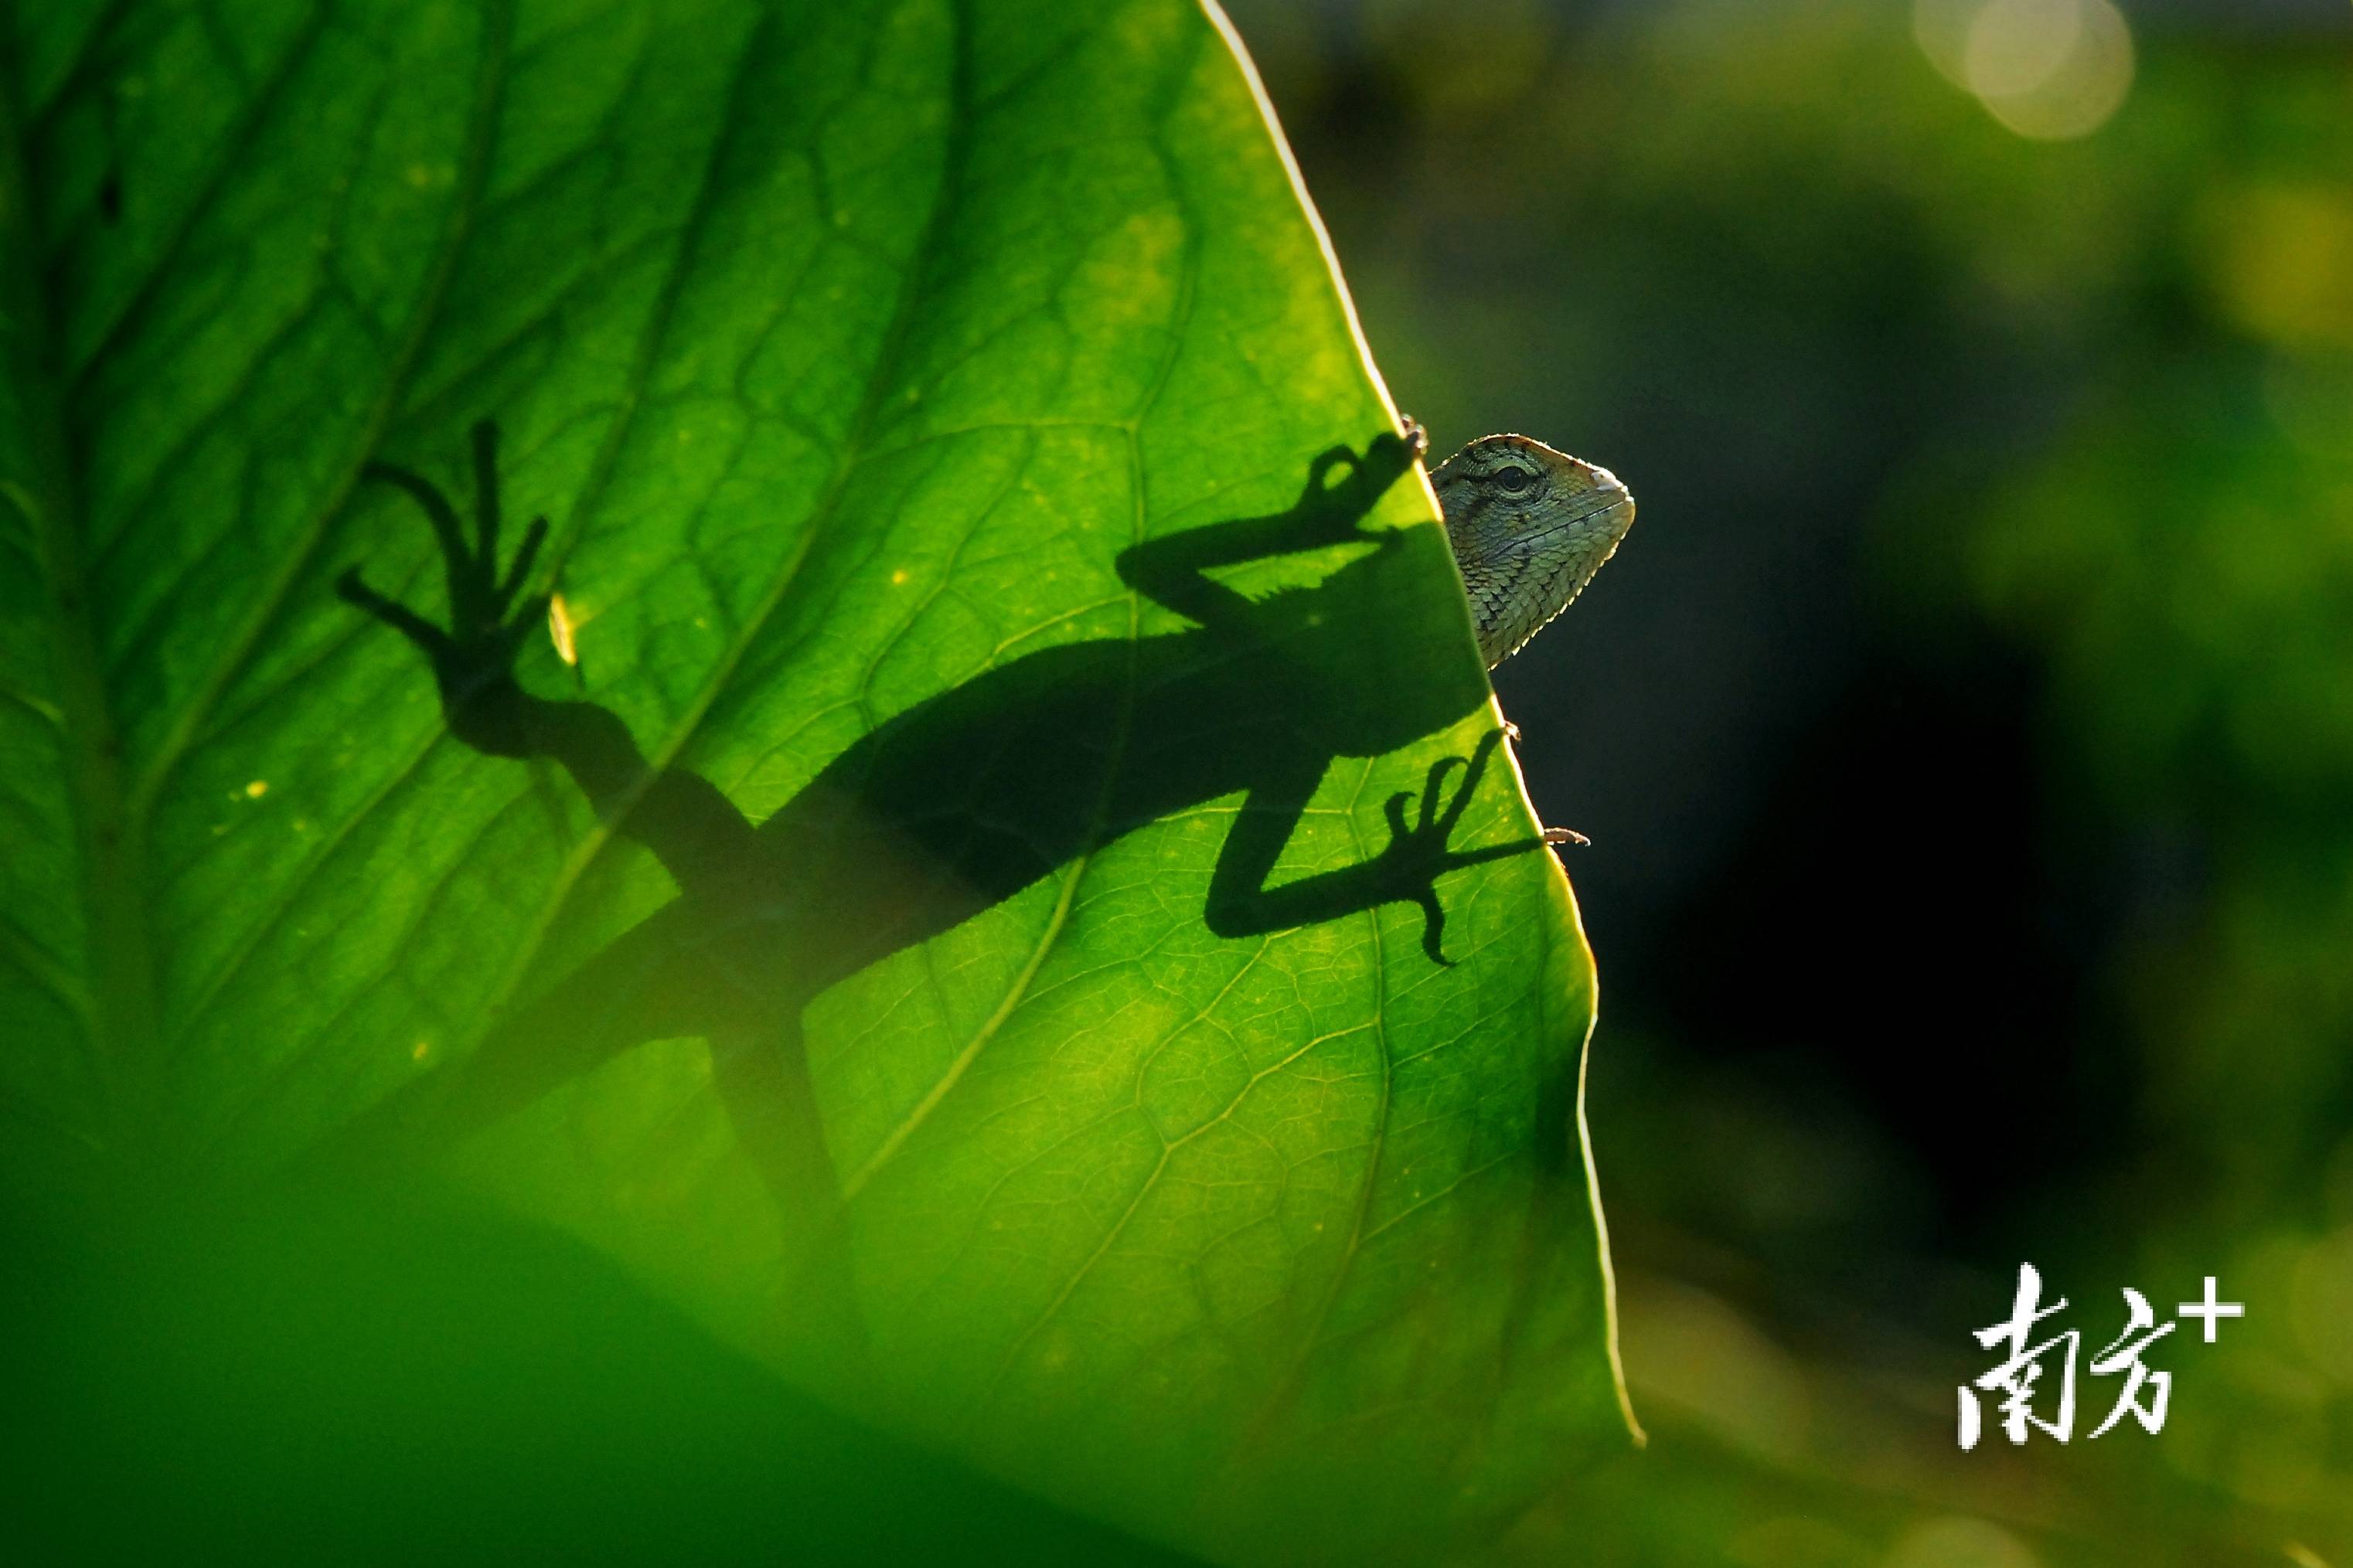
[1373,726,1551,964]
[339,420,552,757]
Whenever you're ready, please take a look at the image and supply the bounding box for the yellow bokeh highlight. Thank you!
[2203,184,2353,351]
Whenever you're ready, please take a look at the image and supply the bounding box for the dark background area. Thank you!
[1222,0,2353,1561]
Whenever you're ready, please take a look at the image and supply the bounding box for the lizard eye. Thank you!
[1493,467,1534,494]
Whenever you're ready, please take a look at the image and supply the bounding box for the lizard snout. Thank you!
[1561,459,1636,534]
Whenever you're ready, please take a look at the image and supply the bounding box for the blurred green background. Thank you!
[1217,0,2353,1562]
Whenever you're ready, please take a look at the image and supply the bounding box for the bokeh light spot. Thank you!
[1914,0,2134,141]
[1965,0,2086,98]
[2204,185,2353,351]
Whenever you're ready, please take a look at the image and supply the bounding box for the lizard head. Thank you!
[1430,432,1635,669]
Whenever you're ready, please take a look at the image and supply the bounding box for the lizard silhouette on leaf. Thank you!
[329,421,1544,1225]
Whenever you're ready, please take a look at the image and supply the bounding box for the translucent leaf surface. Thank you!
[1,1,1632,1558]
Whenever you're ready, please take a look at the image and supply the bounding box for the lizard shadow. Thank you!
[329,423,1544,1255]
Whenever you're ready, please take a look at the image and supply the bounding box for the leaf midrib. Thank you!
[12,1,517,1161]
[1,51,150,1145]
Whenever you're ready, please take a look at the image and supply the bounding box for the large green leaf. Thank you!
[1,0,1633,1559]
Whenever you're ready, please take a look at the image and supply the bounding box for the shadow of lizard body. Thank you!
[331,429,1534,1262]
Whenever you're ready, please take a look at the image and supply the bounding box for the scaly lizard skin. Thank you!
[1428,430,1635,669]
